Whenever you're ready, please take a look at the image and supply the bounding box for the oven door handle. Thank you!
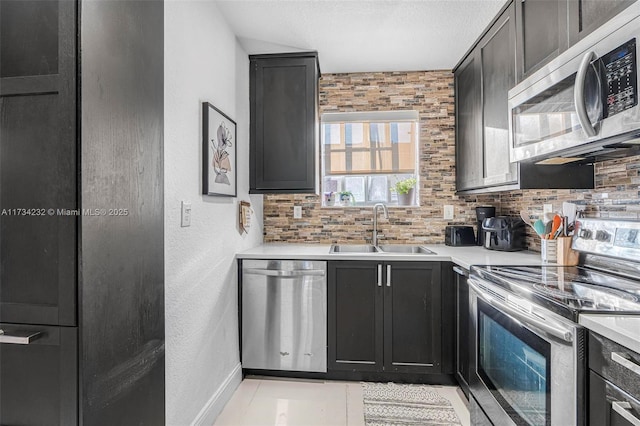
[469,279,574,343]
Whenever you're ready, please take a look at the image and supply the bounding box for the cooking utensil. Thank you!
[562,202,577,226]
[544,212,556,223]
[549,214,562,239]
[534,219,546,236]
[520,210,534,227]
[544,220,553,236]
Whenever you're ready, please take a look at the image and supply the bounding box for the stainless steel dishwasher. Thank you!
[241,259,327,373]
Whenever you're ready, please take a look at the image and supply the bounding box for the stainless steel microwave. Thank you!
[508,4,640,164]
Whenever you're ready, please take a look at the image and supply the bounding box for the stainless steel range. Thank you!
[468,218,640,426]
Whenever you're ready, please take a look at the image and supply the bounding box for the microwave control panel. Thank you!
[603,38,637,118]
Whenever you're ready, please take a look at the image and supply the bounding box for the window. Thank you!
[321,111,419,206]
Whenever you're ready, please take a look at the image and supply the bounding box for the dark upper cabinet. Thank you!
[454,0,595,194]
[479,5,518,187]
[569,0,636,45]
[328,261,450,375]
[0,0,77,326]
[250,52,319,194]
[515,0,568,82]
[455,53,483,192]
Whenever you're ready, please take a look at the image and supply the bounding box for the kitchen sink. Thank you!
[377,245,435,254]
[329,244,380,253]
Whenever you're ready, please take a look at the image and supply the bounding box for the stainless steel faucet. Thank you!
[372,203,389,246]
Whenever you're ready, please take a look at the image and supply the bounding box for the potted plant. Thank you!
[391,177,417,206]
[338,191,354,206]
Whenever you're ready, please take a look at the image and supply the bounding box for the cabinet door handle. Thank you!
[0,329,42,345]
[612,401,640,426]
[612,352,640,377]
[377,264,382,287]
[453,266,468,277]
[386,265,392,287]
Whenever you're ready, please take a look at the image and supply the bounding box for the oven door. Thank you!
[468,279,585,426]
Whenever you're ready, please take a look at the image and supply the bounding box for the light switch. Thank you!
[181,201,192,227]
[293,206,302,219]
[543,204,553,214]
[444,205,454,220]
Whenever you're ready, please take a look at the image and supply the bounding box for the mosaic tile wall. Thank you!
[263,71,499,245]
[262,70,640,249]
[500,155,640,251]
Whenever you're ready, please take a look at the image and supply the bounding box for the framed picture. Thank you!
[202,102,237,196]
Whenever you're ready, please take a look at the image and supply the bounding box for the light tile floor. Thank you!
[214,377,470,426]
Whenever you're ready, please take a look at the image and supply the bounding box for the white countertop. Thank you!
[236,243,546,270]
[580,314,640,354]
[238,243,640,354]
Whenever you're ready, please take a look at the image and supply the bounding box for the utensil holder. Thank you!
[556,236,579,266]
[541,239,557,263]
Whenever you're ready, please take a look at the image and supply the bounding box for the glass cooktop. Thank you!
[470,265,640,320]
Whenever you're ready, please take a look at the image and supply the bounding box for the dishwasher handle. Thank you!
[453,266,469,277]
[244,268,326,278]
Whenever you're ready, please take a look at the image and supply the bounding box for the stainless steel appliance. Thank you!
[469,218,640,425]
[482,216,526,251]
[445,226,476,246]
[475,206,496,246]
[509,4,640,164]
[242,260,327,373]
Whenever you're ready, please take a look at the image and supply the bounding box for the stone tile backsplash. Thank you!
[262,71,640,250]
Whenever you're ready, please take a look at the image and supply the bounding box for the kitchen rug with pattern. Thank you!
[362,382,462,426]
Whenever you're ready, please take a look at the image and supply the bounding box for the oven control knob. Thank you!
[595,230,611,242]
[579,229,592,239]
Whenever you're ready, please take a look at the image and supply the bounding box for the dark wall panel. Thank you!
[79,0,164,424]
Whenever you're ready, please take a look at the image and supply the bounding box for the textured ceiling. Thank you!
[214,0,506,73]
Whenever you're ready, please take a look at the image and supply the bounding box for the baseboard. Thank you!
[191,363,242,426]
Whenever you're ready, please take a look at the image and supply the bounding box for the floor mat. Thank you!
[362,382,462,426]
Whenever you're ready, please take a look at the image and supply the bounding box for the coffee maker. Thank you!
[475,206,496,246]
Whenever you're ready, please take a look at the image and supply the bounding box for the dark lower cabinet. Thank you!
[328,261,450,376]
[589,371,640,426]
[454,266,470,398]
[0,324,77,426]
[383,262,443,374]
[589,331,640,425]
[328,261,383,372]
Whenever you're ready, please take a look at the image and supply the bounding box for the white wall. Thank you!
[164,2,263,424]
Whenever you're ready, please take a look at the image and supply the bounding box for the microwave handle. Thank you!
[574,51,598,137]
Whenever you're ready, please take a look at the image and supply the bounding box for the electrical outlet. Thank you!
[543,204,553,214]
[181,201,191,227]
[293,206,302,219]
[444,205,454,220]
